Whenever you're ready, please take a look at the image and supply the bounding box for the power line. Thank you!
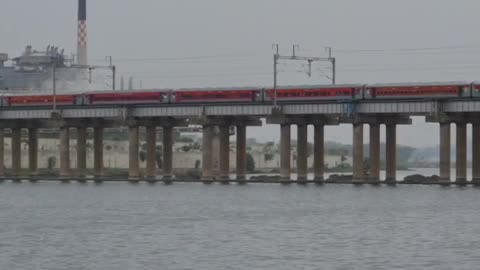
[335,44,480,53]
[89,52,262,63]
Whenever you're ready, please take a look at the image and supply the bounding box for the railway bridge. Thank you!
[0,98,480,184]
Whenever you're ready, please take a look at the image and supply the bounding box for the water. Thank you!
[1,169,480,270]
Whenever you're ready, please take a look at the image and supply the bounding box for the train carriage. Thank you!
[171,87,262,103]
[364,82,471,100]
[4,94,78,107]
[83,90,170,105]
[263,84,364,102]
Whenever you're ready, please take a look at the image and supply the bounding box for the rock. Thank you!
[327,174,353,182]
[403,174,440,184]
[249,175,280,182]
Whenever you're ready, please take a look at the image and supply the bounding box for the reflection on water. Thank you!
[0,168,479,270]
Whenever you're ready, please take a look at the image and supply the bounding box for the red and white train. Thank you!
[1,81,479,107]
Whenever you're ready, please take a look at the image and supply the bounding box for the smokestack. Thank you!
[77,0,87,66]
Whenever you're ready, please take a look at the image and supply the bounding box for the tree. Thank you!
[47,157,56,172]
[181,145,192,152]
[177,136,194,143]
[246,153,255,172]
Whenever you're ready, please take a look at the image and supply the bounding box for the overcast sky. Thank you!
[2,0,480,147]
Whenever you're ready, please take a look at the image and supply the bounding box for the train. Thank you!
[1,81,480,107]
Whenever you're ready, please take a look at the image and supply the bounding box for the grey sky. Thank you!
[2,0,480,147]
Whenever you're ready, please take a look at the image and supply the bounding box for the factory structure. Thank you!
[0,0,90,92]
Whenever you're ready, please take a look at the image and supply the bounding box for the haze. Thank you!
[2,0,480,147]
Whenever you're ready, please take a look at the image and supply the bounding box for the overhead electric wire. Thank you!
[335,44,480,53]
[89,51,262,63]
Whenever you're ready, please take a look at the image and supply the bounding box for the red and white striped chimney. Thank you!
[77,0,87,66]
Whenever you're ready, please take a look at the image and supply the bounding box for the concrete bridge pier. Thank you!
[439,123,451,183]
[236,125,247,183]
[145,126,157,180]
[128,126,140,181]
[297,124,308,183]
[59,127,71,179]
[280,124,291,182]
[352,123,365,183]
[456,123,467,184]
[93,127,104,178]
[11,128,22,177]
[76,127,87,178]
[313,124,324,183]
[162,126,174,182]
[385,124,397,184]
[28,128,38,176]
[219,125,231,183]
[202,125,215,183]
[472,123,480,183]
[0,129,4,178]
[369,124,381,182]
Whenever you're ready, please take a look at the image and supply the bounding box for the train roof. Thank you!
[175,86,263,92]
[366,81,473,87]
[84,89,171,95]
[271,84,364,89]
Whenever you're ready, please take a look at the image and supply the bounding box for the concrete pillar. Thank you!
[76,127,87,177]
[202,125,214,182]
[313,125,324,182]
[128,126,140,179]
[439,123,451,183]
[28,128,38,176]
[0,129,4,177]
[236,125,247,182]
[473,124,480,183]
[219,125,230,182]
[11,128,21,176]
[212,128,220,177]
[369,124,381,181]
[313,125,325,182]
[93,127,104,177]
[59,127,71,178]
[145,126,157,179]
[280,124,291,181]
[385,124,397,183]
[352,124,364,182]
[163,126,174,180]
[456,123,467,183]
[297,124,308,182]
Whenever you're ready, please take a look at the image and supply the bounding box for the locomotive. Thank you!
[1,81,478,108]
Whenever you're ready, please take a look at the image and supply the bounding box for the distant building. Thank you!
[0,45,80,92]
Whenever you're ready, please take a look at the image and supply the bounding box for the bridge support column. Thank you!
[219,125,230,183]
[473,124,480,183]
[0,129,4,177]
[369,124,381,182]
[439,123,451,183]
[297,124,308,183]
[93,127,104,178]
[313,124,324,183]
[76,127,87,177]
[236,125,247,183]
[11,128,22,176]
[385,124,397,183]
[128,126,140,180]
[59,127,71,178]
[28,128,38,176]
[352,124,364,183]
[280,124,291,182]
[163,126,173,181]
[145,126,157,179]
[202,125,214,183]
[456,123,467,183]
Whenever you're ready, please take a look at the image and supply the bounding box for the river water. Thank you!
[1,168,480,270]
